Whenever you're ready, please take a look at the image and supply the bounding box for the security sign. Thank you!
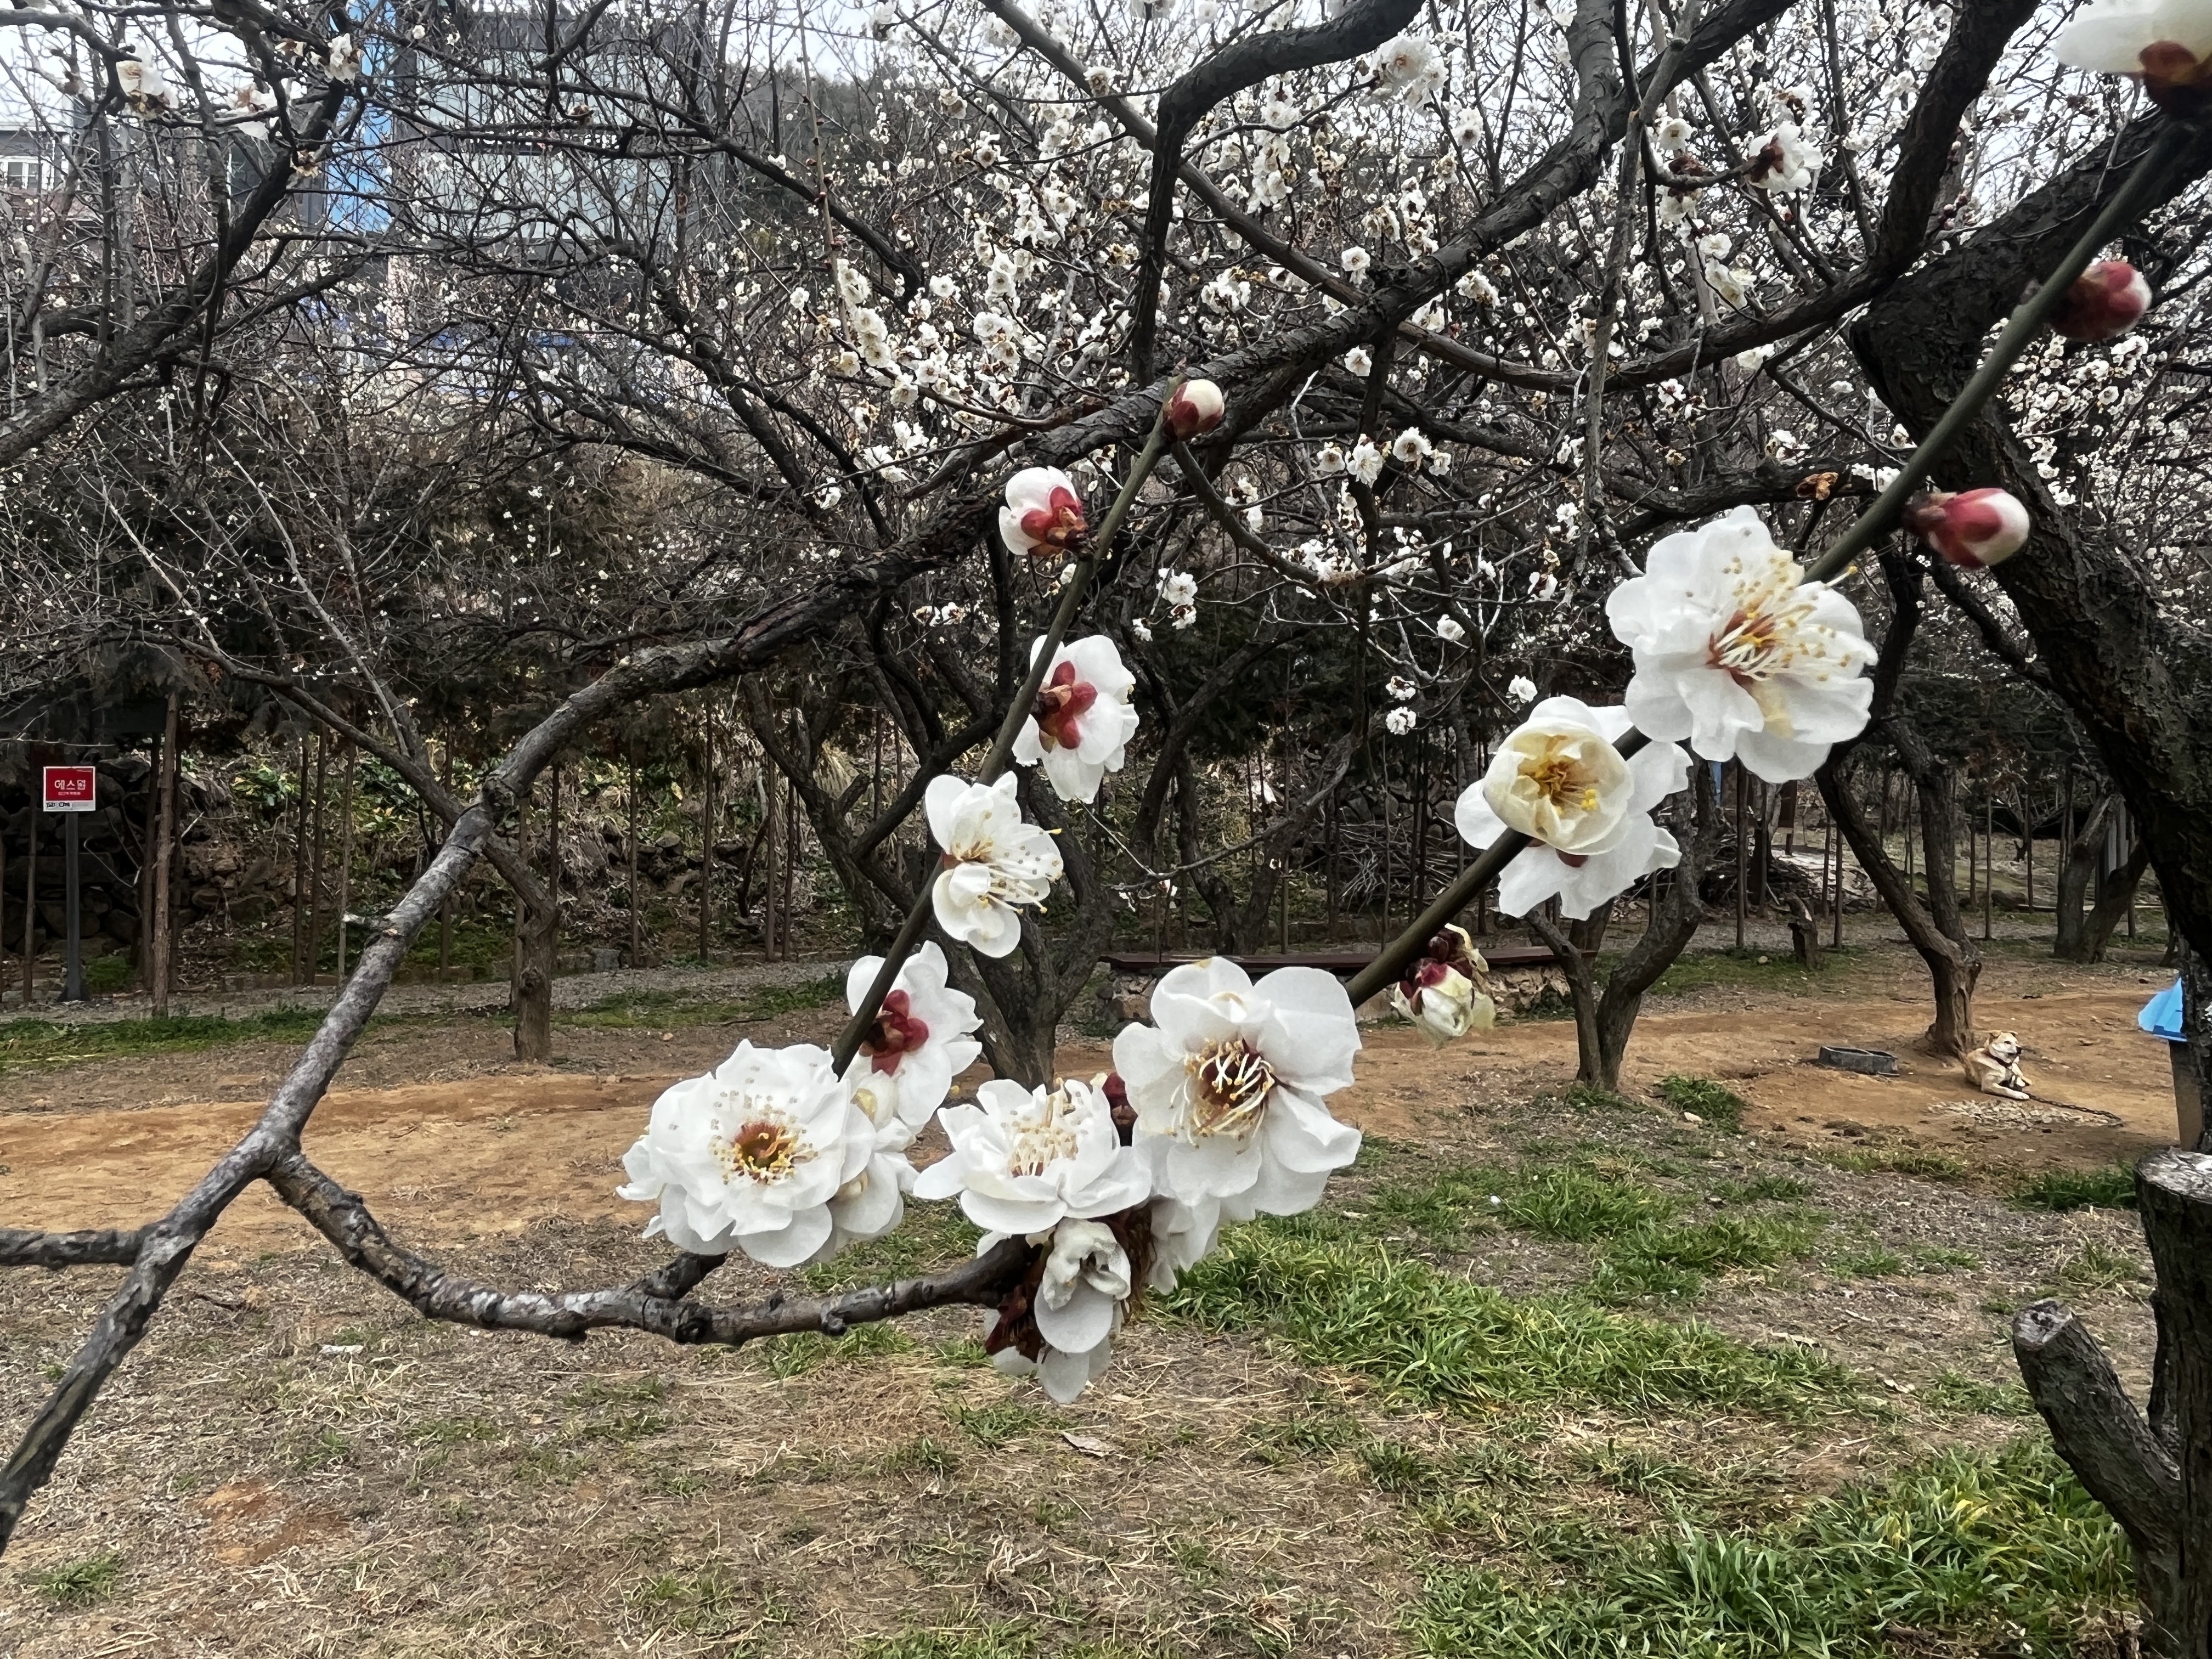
[42,765,96,812]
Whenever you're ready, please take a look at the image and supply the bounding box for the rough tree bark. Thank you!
[1527,765,1718,1091]
[1816,550,1982,1057]
[2056,796,2154,963]
[2012,1150,2212,1654]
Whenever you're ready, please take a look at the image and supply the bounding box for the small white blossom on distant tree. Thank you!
[1507,675,1539,703]
[1748,123,1818,192]
[1606,507,1875,782]
[1454,697,1691,919]
[1385,707,1417,735]
[1373,33,1445,100]
[1437,616,1466,643]
[1012,635,1142,803]
[1350,437,1385,484]
[926,775,1062,956]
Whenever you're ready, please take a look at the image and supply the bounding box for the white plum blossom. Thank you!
[1449,106,1482,144]
[1454,697,1690,919]
[926,774,1063,957]
[1749,123,1818,192]
[2054,0,2212,105]
[913,1076,1148,1233]
[1385,707,1418,735]
[1654,115,1694,151]
[1344,346,1374,376]
[1114,959,1362,1215]
[1000,466,1087,558]
[618,1042,879,1266]
[1606,506,1875,782]
[1160,569,1198,608]
[1385,674,1418,701]
[841,941,983,1129]
[1391,427,1434,467]
[1013,634,1142,803]
[984,1218,1132,1402]
[1340,247,1372,278]
[1315,443,1347,476]
[1350,438,1386,484]
[1507,675,1538,703]
[1437,616,1467,643]
[1374,33,1446,99]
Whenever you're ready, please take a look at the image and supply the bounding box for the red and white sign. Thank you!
[42,765,96,812]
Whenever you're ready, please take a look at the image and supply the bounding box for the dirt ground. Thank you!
[0,934,2176,1656]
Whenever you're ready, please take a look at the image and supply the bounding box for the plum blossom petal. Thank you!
[1454,699,1690,921]
[1000,466,1087,557]
[912,1076,1148,1234]
[1114,960,1362,1212]
[1607,506,1874,783]
[926,774,1062,957]
[618,1042,874,1267]
[1011,634,1141,803]
[842,940,983,1125]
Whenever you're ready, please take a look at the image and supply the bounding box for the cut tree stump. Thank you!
[2012,1149,2212,1654]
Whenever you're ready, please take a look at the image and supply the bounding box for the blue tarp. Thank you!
[2140,977,2185,1043]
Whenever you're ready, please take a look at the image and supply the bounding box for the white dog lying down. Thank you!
[1964,1031,2032,1101]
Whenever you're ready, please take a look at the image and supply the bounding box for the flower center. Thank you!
[1031,660,1098,751]
[1007,1087,1083,1177]
[1019,487,1087,551]
[715,1107,812,1184]
[1188,1038,1276,1139]
[1521,737,1600,813]
[862,989,930,1076]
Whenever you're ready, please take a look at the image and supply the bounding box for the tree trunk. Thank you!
[2010,1149,2212,1652]
[512,900,557,1064]
[2056,796,2114,961]
[149,692,178,1015]
[2081,839,2154,964]
[334,742,357,980]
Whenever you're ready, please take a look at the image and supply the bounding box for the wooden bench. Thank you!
[1100,944,1575,976]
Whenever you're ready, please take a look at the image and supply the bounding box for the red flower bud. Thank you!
[1904,487,2030,570]
[1164,378,1226,441]
[2050,259,2151,343]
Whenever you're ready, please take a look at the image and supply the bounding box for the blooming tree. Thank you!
[5,0,2212,1642]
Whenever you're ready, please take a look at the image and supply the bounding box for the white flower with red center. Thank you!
[1374,33,1444,100]
[1454,697,1690,920]
[1748,123,1817,193]
[913,1075,1149,1234]
[1389,925,1496,1046]
[840,941,981,1128]
[1000,466,1088,558]
[1904,488,2032,570]
[1113,959,1362,1215]
[617,1042,876,1266]
[1606,506,1875,783]
[983,1217,1133,1403]
[2051,260,2152,341]
[926,774,1063,958]
[2055,0,2212,109]
[1012,635,1141,804]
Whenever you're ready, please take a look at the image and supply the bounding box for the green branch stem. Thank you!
[1345,122,2187,1009]
[831,414,1175,1071]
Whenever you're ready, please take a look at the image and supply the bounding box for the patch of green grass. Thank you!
[945,1399,1053,1449]
[2011,1163,2138,1212]
[1922,1371,2037,1418]
[2053,1240,2145,1295]
[1561,1082,1634,1113]
[755,1320,915,1378]
[0,1007,334,1075]
[859,1625,1038,1659]
[1654,1075,1748,1132]
[1641,944,1859,999]
[630,1564,745,1635]
[1503,1165,1678,1242]
[799,1200,983,1293]
[1244,1406,1362,1466]
[561,973,841,1032]
[1167,1223,1856,1418]
[1709,1175,1817,1204]
[1830,1243,1908,1279]
[1361,1440,1449,1496]
[1590,1214,1825,1305]
[22,1552,122,1607]
[83,955,135,994]
[1409,1439,2124,1657]
[1909,1245,1982,1273]
[1820,1146,1972,1184]
[881,1435,962,1479]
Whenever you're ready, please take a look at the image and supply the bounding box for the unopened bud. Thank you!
[2050,259,2151,342]
[1165,378,1226,441]
[1905,487,2030,570]
[1390,961,1496,1047]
